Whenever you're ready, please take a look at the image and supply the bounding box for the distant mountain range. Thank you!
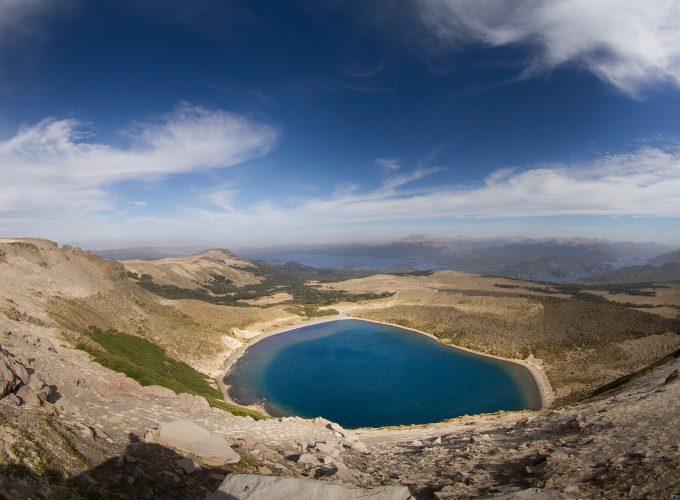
[649,250,680,266]
[580,263,680,284]
[92,236,680,284]
[235,236,675,282]
[581,248,680,284]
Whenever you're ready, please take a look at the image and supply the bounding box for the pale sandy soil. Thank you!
[123,249,262,289]
[239,292,294,305]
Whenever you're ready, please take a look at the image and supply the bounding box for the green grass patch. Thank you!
[285,305,339,318]
[77,327,266,420]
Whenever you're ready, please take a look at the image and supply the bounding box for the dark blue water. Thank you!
[225,320,540,428]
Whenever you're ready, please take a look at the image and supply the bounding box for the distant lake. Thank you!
[225,320,540,428]
[240,253,445,271]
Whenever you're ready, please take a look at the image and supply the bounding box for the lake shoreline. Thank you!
[353,317,554,409]
[219,315,555,420]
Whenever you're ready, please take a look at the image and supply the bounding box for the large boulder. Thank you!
[89,371,143,397]
[16,372,51,406]
[1,355,24,398]
[173,393,210,411]
[156,420,240,466]
[0,344,52,405]
[211,474,413,500]
[1,345,28,397]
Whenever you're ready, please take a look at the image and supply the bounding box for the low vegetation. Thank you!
[493,282,668,309]
[284,305,339,318]
[76,327,266,419]
[129,263,393,306]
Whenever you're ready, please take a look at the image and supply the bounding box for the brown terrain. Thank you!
[1,238,680,498]
[123,249,263,290]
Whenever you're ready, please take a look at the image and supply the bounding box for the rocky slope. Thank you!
[1,238,680,498]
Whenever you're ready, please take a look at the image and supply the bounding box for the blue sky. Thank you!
[1,0,680,248]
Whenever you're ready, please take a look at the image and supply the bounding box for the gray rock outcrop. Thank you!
[151,419,241,466]
[211,474,413,499]
[0,344,52,405]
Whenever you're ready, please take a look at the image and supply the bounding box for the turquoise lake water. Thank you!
[225,319,540,428]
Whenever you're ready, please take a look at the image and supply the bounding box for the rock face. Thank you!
[142,385,177,398]
[0,344,52,405]
[154,420,241,466]
[0,345,26,398]
[211,474,413,500]
[174,393,210,411]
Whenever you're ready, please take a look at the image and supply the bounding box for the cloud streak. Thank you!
[0,104,277,223]
[0,0,63,47]
[411,0,680,98]
[201,147,680,227]
[2,107,679,244]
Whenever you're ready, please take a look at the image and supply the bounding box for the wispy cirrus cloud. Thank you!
[0,104,277,225]
[344,60,386,79]
[375,157,401,173]
[379,166,444,191]
[410,0,680,98]
[0,0,66,47]
[199,146,680,228]
[3,109,680,244]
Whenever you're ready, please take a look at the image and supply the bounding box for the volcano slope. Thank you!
[0,238,679,498]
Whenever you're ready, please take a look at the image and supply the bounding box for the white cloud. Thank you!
[0,0,61,45]
[380,166,443,191]
[3,112,680,244]
[81,144,673,246]
[344,60,386,79]
[375,157,401,172]
[286,147,680,222]
[196,146,680,229]
[207,186,238,212]
[0,104,277,224]
[411,0,680,97]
